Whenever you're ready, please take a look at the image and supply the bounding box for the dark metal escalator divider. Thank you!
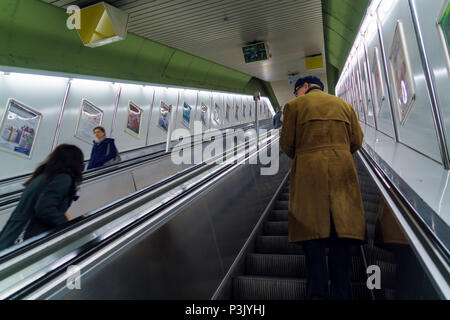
[211,170,291,300]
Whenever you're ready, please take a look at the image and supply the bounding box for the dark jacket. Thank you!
[87,138,118,170]
[273,110,283,129]
[280,89,365,242]
[0,173,73,251]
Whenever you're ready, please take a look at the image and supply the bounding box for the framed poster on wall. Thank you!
[389,21,416,126]
[371,47,386,117]
[75,99,103,144]
[182,102,192,128]
[158,101,171,133]
[362,60,374,118]
[200,103,208,126]
[212,103,221,126]
[0,99,41,158]
[125,101,143,138]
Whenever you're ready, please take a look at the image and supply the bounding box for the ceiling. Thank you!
[41,0,328,106]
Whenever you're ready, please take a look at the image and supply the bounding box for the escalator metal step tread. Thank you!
[263,221,288,236]
[366,224,376,239]
[375,260,397,289]
[363,245,396,264]
[275,201,289,210]
[279,193,289,201]
[269,210,288,221]
[232,276,372,300]
[365,212,378,225]
[361,193,380,203]
[246,253,366,281]
[255,236,361,256]
[256,236,304,254]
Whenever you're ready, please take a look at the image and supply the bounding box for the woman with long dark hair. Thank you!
[0,144,84,251]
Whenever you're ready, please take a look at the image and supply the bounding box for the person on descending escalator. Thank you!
[0,144,84,251]
[86,126,120,170]
[280,75,365,300]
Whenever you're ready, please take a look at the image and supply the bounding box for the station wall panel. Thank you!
[0,73,68,180]
[364,15,395,138]
[113,83,154,153]
[377,0,441,162]
[411,0,450,162]
[56,78,118,162]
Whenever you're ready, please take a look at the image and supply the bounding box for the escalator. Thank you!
[220,153,446,300]
[0,132,446,299]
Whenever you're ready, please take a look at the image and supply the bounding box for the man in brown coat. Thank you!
[280,75,365,300]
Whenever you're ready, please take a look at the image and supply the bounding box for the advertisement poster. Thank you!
[235,105,239,120]
[182,102,192,128]
[362,61,374,118]
[389,21,416,125]
[213,103,221,126]
[126,102,143,138]
[243,104,246,118]
[225,104,231,122]
[158,101,171,133]
[0,99,41,158]
[371,47,385,117]
[355,64,367,122]
[75,100,103,143]
[200,103,208,126]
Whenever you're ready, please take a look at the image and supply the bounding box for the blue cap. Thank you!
[293,75,324,94]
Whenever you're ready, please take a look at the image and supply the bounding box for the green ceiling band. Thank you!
[0,0,279,108]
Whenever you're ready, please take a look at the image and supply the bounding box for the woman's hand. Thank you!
[65,212,72,221]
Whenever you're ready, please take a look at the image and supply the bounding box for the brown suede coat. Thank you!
[280,89,365,242]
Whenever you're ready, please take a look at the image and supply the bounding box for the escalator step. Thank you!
[361,193,380,204]
[263,221,288,236]
[255,236,361,256]
[269,210,288,221]
[365,212,378,225]
[279,193,289,201]
[246,253,307,278]
[233,276,307,300]
[363,201,379,213]
[275,201,289,210]
[364,245,396,264]
[255,236,304,254]
[232,276,372,300]
[376,260,397,289]
[246,253,366,281]
[366,223,376,240]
